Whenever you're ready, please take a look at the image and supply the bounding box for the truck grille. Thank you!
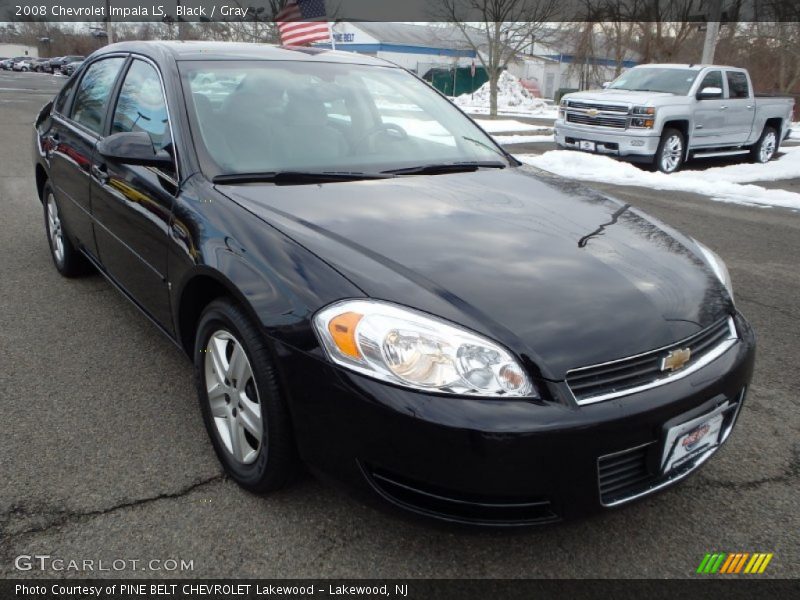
[567,100,629,113]
[566,113,627,128]
[566,316,737,405]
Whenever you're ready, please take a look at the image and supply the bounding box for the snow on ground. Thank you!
[463,105,560,120]
[453,72,556,119]
[473,119,545,133]
[518,147,800,210]
[493,134,554,145]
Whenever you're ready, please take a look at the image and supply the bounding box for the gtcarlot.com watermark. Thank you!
[14,554,194,573]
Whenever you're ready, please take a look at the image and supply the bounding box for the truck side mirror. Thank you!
[697,86,723,100]
[602,81,611,89]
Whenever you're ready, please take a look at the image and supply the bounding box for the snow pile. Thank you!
[454,71,550,113]
[474,118,544,133]
[493,134,554,145]
[518,147,800,210]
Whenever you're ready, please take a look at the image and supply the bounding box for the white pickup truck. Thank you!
[555,64,795,173]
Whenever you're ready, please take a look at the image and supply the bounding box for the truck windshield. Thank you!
[179,60,510,178]
[608,68,699,95]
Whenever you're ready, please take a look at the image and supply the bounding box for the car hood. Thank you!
[218,168,732,380]
[565,89,677,105]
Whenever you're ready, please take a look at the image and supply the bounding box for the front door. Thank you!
[692,70,727,147]
[90,58,177,332]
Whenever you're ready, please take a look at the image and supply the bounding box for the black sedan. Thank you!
[32,42,755,526]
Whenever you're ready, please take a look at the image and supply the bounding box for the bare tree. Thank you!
[441,0,560,115]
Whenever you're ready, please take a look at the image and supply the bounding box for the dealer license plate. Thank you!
[661,406,727,474]
[578,140,596,152]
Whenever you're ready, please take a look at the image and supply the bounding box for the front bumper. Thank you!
[279,313,755,526]
[555,119,661,162]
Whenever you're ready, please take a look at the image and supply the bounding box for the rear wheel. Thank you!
[750,126,777,163]
[655,128,685,174]
[43,183,91,277]
[195,298,297,493]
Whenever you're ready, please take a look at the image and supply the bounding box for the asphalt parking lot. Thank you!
[1,71,798,579]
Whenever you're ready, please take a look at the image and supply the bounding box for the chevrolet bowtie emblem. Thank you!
[662,348,692,372]
[587,109,599,117]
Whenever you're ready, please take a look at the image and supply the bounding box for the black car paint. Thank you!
[33,42,755,525]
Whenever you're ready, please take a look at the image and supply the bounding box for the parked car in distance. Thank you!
[556,64,795,173]
[61,60,84,77]
[31,58,52,72]
[2,56,30,71]
[50,55,84,75]
[33,42,755,526]
[12,58,34,72]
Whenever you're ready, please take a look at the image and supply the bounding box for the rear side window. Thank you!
[111,59,171,150]
[70,57,125,135]
[726,71,750,99]
[699,70,722,91]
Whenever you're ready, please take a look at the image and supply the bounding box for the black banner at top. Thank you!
[0,0,799,23]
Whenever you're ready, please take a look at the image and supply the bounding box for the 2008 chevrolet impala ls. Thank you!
[33,42,755,526]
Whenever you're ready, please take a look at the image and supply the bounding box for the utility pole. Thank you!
[701,0,723,64]
[106,0,114,43]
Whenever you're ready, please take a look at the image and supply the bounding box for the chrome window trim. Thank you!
[568,317,738,406]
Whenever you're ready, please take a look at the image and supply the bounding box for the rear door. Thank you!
[691,70,727,147]
[724,70,756,145]
[90,57,178,331]
[47,56,126,261]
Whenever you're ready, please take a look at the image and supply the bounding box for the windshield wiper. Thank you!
[212,171,394,185]
[381,161,507,176]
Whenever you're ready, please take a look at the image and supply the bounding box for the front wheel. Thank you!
[195,298,297,493]
[655,128,685,174]
[750,126,777,163]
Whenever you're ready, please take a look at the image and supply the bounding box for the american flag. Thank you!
[276,0,331,46]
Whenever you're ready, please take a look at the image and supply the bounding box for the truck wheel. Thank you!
[655,128,684,174]
[750,126,777,163]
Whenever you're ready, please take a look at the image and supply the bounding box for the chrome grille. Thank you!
[566,113,627,128]
[567,100,629,113]
[566,317,737,405]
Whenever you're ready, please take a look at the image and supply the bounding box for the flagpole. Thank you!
[329,21,336,50]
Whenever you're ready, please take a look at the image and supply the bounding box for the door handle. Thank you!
[720,106,728,110]
[91,163,109,184]
[746,105,754,110]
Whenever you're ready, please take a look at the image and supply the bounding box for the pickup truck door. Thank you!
[723,70,756,145]
[692,70,727,147]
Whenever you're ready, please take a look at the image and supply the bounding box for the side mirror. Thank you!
[97,131,173,168]
[696,86,723,100]
[602,81,611,89]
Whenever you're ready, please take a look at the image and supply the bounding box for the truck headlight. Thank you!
[313,299,536,397]
[630,106,655,128]
[695,241,734,301]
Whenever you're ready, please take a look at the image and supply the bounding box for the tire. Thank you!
[43,182,91,277]
[654,128,685,174]
[750,126,778,164]
[194,298,297,493]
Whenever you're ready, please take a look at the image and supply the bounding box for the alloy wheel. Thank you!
[759,131,776,163]
[46,193,65,266]
[204,330,263,464]
[660,135,683,173]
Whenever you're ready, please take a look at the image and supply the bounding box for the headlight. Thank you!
[695,241,734,301]
[313,300,536,397]
[632,106,655,115]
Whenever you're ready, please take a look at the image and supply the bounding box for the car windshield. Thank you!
[179,60,509,178]
[608,68,699,95]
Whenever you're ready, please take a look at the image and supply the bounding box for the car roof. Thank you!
[92,41,392,67]
[637,63,742,71]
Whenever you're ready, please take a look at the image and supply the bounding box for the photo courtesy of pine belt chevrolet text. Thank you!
[32,41,756,526]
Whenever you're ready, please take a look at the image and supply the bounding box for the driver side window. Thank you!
[111,59,171,151]
[699,71,723,94]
